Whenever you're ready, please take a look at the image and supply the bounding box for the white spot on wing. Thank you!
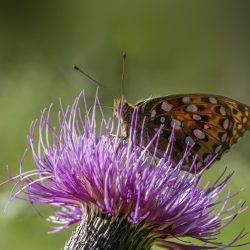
[220,106,226,116]
[204,124,209,129]
[193,129,206,140]
[221,133,227,142]
[204,154,212,163]
[186,104,198,112]
[171,119,181,129]
[182,96,191,104]
[193,114,202,121]
[161,101,173,112]
[223,119,229,129]
[209,97,218,104]
[243,117,248,123]
[160,116,165,123]
[185,136,194,145]
[151,109,156,120]
[237,124,242,130]
[215,145,222,153]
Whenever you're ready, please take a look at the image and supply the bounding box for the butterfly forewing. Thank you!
[134,94,250,171]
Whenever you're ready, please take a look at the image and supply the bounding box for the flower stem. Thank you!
[64,209,154,250]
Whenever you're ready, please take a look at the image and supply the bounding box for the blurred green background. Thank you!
[0,1,250,249]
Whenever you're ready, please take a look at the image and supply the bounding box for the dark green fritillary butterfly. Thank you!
[114,94,250,172]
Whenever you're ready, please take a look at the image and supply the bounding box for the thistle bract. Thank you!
[3,92,248,249]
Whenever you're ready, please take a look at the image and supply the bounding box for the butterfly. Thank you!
[114,94,250,172]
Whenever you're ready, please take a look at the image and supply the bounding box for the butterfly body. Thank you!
[114,94,250,171]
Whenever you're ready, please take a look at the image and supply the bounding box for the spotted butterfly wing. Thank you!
[115,94,250,172]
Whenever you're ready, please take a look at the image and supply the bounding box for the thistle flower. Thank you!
[2,91,248,249]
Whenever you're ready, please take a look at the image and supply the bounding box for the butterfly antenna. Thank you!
[73,65,100,87]
[121,51,126,96]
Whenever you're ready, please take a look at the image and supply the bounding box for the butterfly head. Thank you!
[114,98,135,138]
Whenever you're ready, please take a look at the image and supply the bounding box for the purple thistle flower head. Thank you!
[2,91,248,249]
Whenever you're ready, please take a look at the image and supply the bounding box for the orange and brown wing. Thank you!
[137,94,250,171]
